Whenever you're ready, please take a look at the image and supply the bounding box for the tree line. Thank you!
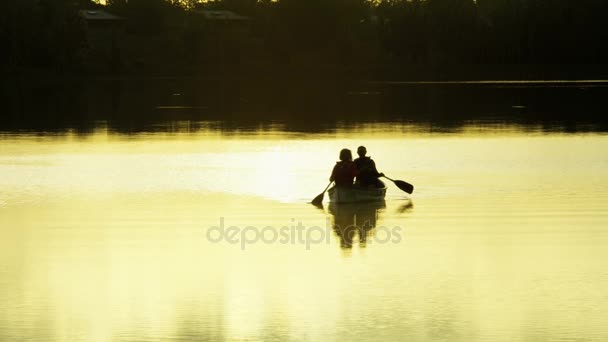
[2,0,607,74]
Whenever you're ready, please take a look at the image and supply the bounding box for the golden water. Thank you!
[1,123,607,341]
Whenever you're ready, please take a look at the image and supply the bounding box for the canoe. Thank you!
[327,185,387,203]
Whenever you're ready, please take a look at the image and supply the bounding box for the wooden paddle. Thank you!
[382,175,414,194]
[311,182,332,206]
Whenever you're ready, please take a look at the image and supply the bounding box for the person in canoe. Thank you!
[330,148,359,187]
[354,146,385,188]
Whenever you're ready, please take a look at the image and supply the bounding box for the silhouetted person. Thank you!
[354,146,384,188]
[330,148,358,187]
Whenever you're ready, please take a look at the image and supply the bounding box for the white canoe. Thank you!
[328,185,387,203]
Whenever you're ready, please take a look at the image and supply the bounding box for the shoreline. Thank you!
[3,63,608,84]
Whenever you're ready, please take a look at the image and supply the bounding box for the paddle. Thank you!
[382,175,414,194]
[311,182,332,206]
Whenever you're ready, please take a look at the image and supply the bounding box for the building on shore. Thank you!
[79,9,126,71]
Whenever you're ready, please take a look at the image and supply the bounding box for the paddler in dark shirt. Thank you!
[354,146,385,188]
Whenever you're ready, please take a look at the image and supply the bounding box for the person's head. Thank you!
[357,146,367,157]
[339,148,353,162]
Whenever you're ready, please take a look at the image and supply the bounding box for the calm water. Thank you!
[1,122,608,341]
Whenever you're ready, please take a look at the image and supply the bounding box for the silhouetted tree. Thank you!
[3,0,608,75]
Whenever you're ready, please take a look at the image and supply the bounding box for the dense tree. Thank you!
[0,0,91,69]
[2,0,608,74]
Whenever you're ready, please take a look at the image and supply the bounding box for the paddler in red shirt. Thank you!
[330,149,359,187]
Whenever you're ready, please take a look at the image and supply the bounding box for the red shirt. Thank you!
[330,161,358,187]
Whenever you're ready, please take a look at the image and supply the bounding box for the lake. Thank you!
[1,118,607,341]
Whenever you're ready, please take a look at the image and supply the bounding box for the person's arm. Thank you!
[370,159,381,177]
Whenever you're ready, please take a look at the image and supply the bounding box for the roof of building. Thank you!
[79,10,124,21]
[197,10,250,21]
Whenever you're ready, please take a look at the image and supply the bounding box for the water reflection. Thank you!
[396,200,414,214]
[328,201,388,249]
[1,124,608,341]
[3,78,608,134]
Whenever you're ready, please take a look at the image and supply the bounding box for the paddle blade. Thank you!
[394,180,414,194]
[311,192,324,206]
